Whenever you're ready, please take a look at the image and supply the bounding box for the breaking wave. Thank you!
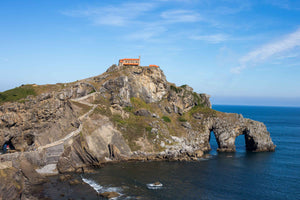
[81,176,122,195]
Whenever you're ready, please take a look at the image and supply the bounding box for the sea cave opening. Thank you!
[209,130,219,153]
[235,134,247,153]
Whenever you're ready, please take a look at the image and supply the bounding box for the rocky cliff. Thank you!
[0,64,275,198]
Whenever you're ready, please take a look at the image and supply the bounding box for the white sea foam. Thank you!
[81,176,122,198]
[81,177,103,193]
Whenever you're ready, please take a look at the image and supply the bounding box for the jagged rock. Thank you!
[0,167,23,200]
[165,106,172,113]
[134,109,151,117]
[193,113,203,119]
[106,64,121,73]
[108,144,121,159]
[152,113,159,118]
[181,122,192,129]
[100,66,168,104]
[20,159,46,185]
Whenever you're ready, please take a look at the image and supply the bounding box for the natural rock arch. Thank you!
[205,114,275,152]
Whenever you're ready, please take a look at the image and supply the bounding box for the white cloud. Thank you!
[190,34,228,43]
[275,52,300,60]
[231,28,300,73]
[160,10,200,23]
[62,3,155,26]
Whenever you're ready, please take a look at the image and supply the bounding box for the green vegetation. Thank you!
[180,84,187,88]
[93,96,110,105]
[192,92,203,106]
[170,85,182,93]
[162,116,171,123]
[130,97,151,110]
[178,117,187,122]
[145,126,152,132]
[123,106,134,113]
[112,114,127,125]
[0,85,36,104]
[188,105,217,117]
[92,105,112,117]
[88,89,96,94]
[111,113,147,151]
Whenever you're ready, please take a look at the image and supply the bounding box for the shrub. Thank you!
[180,84,187,88]
[162,116,171,123]
[178,117,187,122]
[88,89,96,94]
[170,85,182,93]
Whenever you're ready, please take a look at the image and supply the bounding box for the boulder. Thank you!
[69,179,81,185]
[195,150,204,158]
[100,191,120,199]
[134,109,151,117]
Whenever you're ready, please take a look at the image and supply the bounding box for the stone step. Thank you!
[45,148,64,155]
[45,144,64,157]
[46,156,60,164]
[45,153,63,158]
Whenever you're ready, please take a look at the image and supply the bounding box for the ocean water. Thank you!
[44,105,300,200]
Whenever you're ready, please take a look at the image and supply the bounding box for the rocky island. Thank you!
[0,64,275,199]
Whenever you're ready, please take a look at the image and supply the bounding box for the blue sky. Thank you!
[0,0,300,106]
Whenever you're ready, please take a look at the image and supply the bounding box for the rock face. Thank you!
[0,64,275,198]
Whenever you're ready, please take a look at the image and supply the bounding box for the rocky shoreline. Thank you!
[0,65,275,199]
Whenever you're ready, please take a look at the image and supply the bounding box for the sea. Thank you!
[43,105,300,200]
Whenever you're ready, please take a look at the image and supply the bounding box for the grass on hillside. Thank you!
[0,85,36,104]
[188,105,217,118]
[162,116,171,122]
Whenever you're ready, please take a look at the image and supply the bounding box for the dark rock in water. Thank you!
[194,150,204,158]
[69,179,81,185]
[100,191,120,199]
[59,174,72,182]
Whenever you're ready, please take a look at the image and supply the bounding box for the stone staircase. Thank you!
[0,93,98,174]
[44,143,64,164]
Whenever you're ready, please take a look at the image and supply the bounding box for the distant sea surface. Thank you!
[44,105,300,200]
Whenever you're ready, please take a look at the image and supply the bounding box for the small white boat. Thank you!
[147,182,163,189]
